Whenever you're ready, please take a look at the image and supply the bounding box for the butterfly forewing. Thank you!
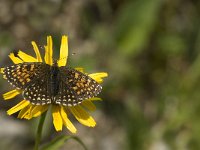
[3,63,49,89]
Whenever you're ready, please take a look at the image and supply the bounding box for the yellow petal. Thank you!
[44,36,53,66]
[81,100,96,111]
[60,106,77,133]
[89,72,108,83]
[1,68,6,79]
[0,68,4,74]
[52,105,63,131]
[7,100,30,115]
[88,97,102,101]
[75,67,84,73]
[3,90,21,100]
[17,50,38,62]
[9,53,23,64]
[1,68,7,79]
[58,35,68,67]
[32,41,42,62]
[18,105,32,119]
[70,106,96,127]
[31,105,49,118]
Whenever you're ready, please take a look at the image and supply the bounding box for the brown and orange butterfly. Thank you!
[3,62,102,106]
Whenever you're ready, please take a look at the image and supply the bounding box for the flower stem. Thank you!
[34,111,47,150]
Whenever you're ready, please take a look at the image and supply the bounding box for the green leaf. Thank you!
[41,135,88,150]
[115,0,163,56]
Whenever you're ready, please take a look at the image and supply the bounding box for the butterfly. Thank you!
[3,62,102,106]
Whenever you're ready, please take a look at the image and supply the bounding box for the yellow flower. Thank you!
[1,36,108,133]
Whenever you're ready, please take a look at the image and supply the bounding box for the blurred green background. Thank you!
[0,0,200,150]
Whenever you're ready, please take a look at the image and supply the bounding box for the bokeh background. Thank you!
[0,0,200,150]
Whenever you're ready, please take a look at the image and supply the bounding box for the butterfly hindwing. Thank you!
[23,76,52,105]
[54,80,80,106]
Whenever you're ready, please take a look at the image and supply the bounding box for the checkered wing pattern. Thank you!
[3,63,102,106]
[22,76,52,105]
[55,67,102,106]
[3,63,49,89]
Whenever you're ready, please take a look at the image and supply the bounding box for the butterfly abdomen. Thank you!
[50,66,60,97]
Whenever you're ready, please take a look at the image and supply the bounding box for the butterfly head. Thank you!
[53,59,58,67]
